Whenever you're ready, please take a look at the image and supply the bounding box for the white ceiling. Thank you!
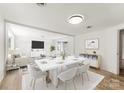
[0,3,124,35]
[7,23,70,40]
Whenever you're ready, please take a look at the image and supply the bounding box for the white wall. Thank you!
[53,36,74,56]
[15,35,53,57]
[0,16,5,82]
[15,35,74,57]
[75,24,124,74]
[9,24,74,57]
[8,29,15,50]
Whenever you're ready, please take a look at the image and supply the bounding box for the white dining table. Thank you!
[35,56,85,86]
[35,56,85,72]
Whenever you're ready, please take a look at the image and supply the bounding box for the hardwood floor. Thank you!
[0,68,124,90]
[90,68,124,90]
[0,69,22,90]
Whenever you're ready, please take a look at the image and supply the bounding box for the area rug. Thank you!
[22,71,104,90]
[96,76,124,90]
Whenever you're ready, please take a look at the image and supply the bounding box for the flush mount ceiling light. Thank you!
[68,14,84,24]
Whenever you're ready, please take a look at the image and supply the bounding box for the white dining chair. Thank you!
[57,67,77,89]
[28,63,47,89]
[66,56,84,69]
[66,63,79,69]
[67,55,75,59]
[77,63,90,86]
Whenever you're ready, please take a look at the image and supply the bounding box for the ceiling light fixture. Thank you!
[68,14,84,24]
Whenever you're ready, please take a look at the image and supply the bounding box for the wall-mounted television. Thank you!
[32,41,44,49]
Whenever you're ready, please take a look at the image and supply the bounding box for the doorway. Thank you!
[119,29,124,75]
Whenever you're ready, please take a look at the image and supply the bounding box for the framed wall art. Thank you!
[85,38,99,49]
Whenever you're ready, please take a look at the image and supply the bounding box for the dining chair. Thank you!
[28,63,47,89]
[67,56,74,59]
[77,63,90,86]
[57,67,77,89]
[66,56,84,69]
[66,63,79,69]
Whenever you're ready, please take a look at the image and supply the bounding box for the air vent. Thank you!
[86,25,92,29]
[36,3,47,7]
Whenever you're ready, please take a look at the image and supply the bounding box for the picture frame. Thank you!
[85,38,99,49]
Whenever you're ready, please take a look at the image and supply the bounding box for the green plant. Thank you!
[50,45,55,52]
[93,51,96,54]
[60,51,65,60]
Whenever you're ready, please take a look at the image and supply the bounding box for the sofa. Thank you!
[7,56,33,70]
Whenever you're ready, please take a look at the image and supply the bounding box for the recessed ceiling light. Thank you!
[68,14,84,24]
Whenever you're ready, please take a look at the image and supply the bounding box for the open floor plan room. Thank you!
[0,3,124,90]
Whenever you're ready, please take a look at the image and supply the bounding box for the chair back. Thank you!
[28,64,46,79]
[78,63,90,73]
[67,56,74,59]
[66,63,79,69]
[57,67,77,82]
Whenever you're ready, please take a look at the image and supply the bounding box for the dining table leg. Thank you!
[46,71,51,84]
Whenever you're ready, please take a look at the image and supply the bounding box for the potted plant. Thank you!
[61,51,65,60]
[50,45,56,58]
[93,51,96,54]
[50,45,55,52]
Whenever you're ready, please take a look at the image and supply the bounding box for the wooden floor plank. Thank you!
[0,68,124,90]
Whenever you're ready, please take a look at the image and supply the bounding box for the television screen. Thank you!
[32,41,44,49]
